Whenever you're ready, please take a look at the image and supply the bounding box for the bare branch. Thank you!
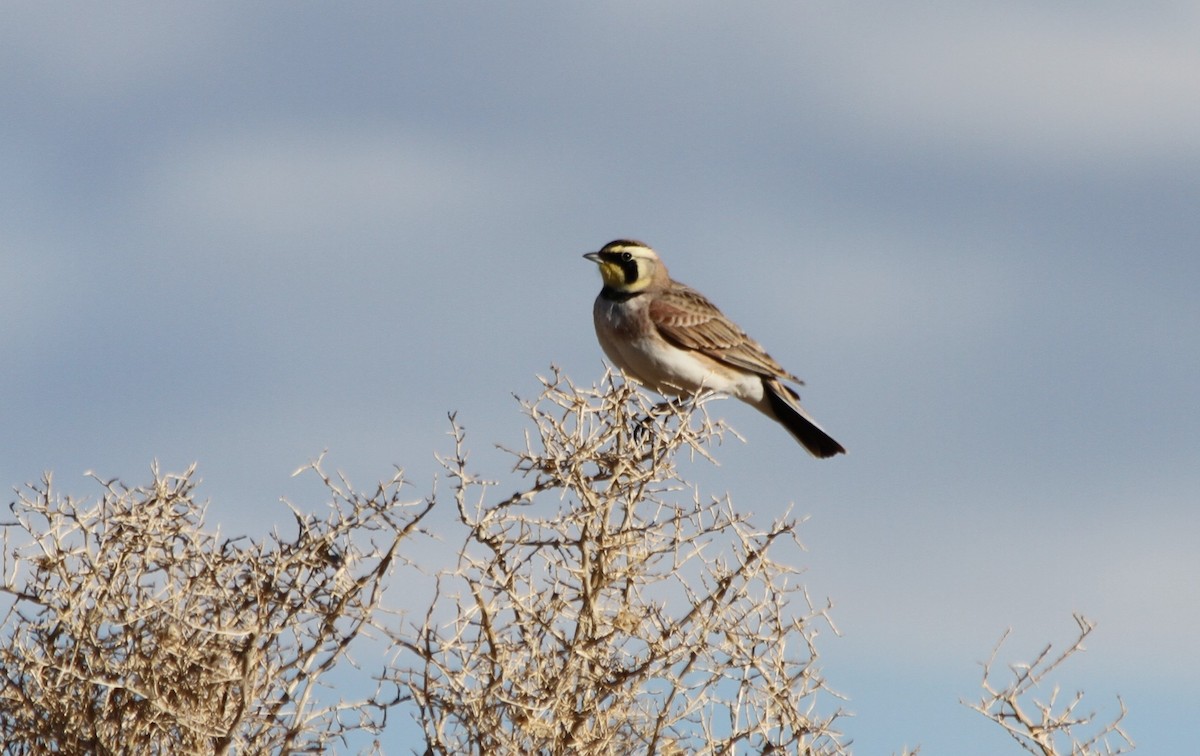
[392,367,846,754]
[0,460,432,754]
[0,367,1130,754]
[964,613,1134,756]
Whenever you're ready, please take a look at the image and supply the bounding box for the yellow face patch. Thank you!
[596,259,629,288]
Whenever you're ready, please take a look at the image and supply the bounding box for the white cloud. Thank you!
[134,124,518,250]
[759,3,1200,166]
[781,230,1017,353]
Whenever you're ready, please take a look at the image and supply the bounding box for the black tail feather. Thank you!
[764,381,846,458]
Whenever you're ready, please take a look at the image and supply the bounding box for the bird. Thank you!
[583,239,845,458]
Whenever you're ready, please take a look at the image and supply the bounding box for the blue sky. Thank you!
[3,3,1198,752]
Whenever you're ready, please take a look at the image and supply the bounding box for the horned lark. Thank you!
[584,239,845,458]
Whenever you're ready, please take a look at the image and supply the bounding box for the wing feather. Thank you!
[648,285,803,384]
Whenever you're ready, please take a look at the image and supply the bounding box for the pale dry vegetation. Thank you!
[0,462,429,754]
[392,372,844,754]
[0,370,1131,754]
[966,614,1133,755]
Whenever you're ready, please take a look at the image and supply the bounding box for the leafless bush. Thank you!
[0,460,431,755]
[965,613,1134,755]
[0,369,1131,754]
[390,369,847,754]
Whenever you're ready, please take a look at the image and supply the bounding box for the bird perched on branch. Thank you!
[584,239,845,458]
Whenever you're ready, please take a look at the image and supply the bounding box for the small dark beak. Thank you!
[583,252,602,263]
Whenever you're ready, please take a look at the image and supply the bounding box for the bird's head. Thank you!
[583,240,664,294]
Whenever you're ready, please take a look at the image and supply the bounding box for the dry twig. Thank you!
[0,460,431,754]
[392,368,846,754]
[965,613,1134,756]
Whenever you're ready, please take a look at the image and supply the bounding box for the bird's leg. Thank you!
[631,411,656,445]
[632,397,689,444]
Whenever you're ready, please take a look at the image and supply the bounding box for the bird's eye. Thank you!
[620,252,633,262]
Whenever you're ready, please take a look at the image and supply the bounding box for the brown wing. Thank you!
[648,284,803,384]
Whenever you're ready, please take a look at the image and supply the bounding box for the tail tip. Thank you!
[764,381,846,458]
